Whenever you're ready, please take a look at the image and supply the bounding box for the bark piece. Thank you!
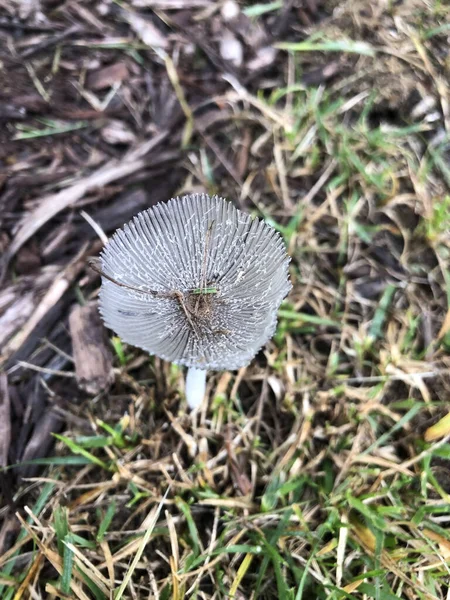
[69,301,114,395]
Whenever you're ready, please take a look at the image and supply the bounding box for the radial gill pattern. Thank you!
[98,194,291,370]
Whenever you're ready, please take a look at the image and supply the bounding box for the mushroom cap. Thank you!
[98,194,291,370]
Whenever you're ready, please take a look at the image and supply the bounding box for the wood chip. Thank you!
[87,62,129,90]
[18,411,64,479]
[69,301,114,395]
[0,245,93,364]
[101,119,137,145]
[0,268,59,350]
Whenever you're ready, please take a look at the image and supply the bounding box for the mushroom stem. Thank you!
[186,367,207,410]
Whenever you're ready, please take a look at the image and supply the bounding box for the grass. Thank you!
[5,418,450,599]
[13,119,90,140]
[2,0,450,598]
[275,37,376,57]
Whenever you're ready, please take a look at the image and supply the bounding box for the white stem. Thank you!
[186,367,207,410]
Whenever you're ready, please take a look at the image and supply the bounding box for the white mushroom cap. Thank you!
[98,193,291,371]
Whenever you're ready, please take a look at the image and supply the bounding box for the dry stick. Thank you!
[173,290,201,337]
[201,221,214,294]
[1,130,169,278]
[194,220,215,315]
[0,374,11,469]
[88,259,170,298]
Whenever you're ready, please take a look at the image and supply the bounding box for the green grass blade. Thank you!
[97,500,116,542]
[53,433,111,470]
[276,39,375,56]
[61,535,74,594]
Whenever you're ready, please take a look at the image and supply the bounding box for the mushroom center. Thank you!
[184,288,217,320]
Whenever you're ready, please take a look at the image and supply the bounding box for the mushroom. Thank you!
[92,193,291,409]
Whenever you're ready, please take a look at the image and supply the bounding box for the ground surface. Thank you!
[1,1,450,598]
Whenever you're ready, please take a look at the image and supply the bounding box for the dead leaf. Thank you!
[423,528,450,559]
[87,62,129,90]
[424,412,450,442]
[123,10,168,49]
[101,120,137,145]
[247,46,277,71]
[342,580,363,593]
